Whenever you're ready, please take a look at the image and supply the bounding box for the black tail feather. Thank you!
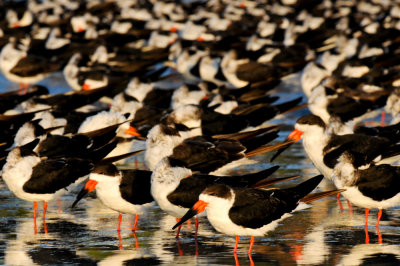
[287,175,324,201]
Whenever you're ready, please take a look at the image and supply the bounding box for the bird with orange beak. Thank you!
[173,175,342,254]
[271,114,400,181]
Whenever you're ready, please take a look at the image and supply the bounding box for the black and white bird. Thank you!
[173,175,340,254]
[272,115,400,181]
[151,157,291,238]
[72,162,154,232]
[332,151,400,231]
[1,139,118,225]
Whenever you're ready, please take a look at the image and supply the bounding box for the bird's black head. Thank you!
[202,184,232,200]
[167,157,188,168]
[296,115,326,128]
[92,163,119,176]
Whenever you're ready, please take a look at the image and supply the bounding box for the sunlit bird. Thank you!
[173,175,341,254]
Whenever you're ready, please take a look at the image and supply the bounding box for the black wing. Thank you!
[23,158,94,194]
[167,176,211,208]
[37,135,91,158]
[229,188,298,229]
[119,169,154,205]
[10,56,61,77]
[356,164,400,201]
[170,136,245,173]
[323,134,390,168]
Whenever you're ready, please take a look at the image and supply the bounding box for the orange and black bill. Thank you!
[71,179,98,208]
[172,200,208,230]
[270,129,304,162]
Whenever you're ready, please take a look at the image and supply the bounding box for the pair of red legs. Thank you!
[234,253,254,266]
[233,236,255,266]
[117,213,140,249]
[118,213,139,232]
[336,193,352,213]
[364,208,383,244]
[33,201,48,234]
[234,236,254,254]
[175,217,199,239]
[175,217,199,256]
[118,230,139,250]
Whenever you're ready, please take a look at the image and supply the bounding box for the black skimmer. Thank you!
[5,8,34,29]
[71,162,154,232]
[173,175,341,254]
[74,111,144,163]
[144,114,289,172]
[1,138,118,229]
[151,157,292,238]
[272,114,400,179]
[0,40,61,92]
[332,151,400,242]
[307,82,390,125]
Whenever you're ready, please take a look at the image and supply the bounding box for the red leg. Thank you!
[118,213,123,231]
[195,217,199,239]
[376,209,382,228]
[376,225,383,244]
[118,230,123,250]
[365,225,370,244]
[234,252,240,266]
[176,218,182,239]
[131,214,139,231]
[381,112,386,126]
[337,193,344,211]
[365,208,370,244]
[234,236,240,253]
[132,231,139,248]
[176,237,183,256]
[249,252,255,266]
[33,202,38,234]
[248,236,254,254]
[33,202,38,221]
[43,201,48,220]
[43,218,48,234]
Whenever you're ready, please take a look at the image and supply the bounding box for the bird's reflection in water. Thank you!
[97,249,161,266]
[338,244,400,266]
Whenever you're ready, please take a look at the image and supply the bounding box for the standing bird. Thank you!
[71,161,154,233]
[173,175,341,254]
[1,139,118,232]
[332,151,400,243]
[151,157,294,238]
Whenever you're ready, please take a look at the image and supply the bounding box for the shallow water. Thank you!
[1,73,400,266]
